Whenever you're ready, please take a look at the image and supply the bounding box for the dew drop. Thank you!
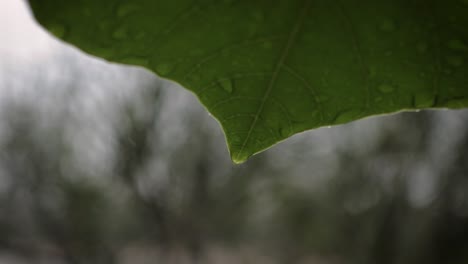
[443,68,453,75]
[413,93,436,108]
[379,19,396,32]
[445,97,468,108]
[416,42,428,54]
[279,127,291,138]
[445,55,464,67]
[447,39,468,51]
[98,20,113,31]
[116,3,140,18]
[317,95,330,103]
[134,31,146,40]
[369,66,378,77]
[377,84,395,93]
[262,41,272,49]
[48,23,66,38]
[155,63,175,76]
[247,24,258,37]
[190,49,204,56]
[82,7,91,16]
[252,11,264,21]
[221,48,231,57]
[190,74,201,81]
[229,134,244,147]
[112,26,128,40]
[119,57,149,67]
[374,96,383,103]
[333,109,362,124]
[218,78,233,93]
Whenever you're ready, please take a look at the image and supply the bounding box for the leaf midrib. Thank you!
[233,0,312,162]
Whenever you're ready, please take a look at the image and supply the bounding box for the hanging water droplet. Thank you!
[446,55,464,67]
[155,63,175,76]
[447,39,468,51]
[379,19,397,32]
[218,78,233,93]
[377,83,395,93]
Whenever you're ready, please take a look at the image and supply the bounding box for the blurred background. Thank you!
[1,1,468,263]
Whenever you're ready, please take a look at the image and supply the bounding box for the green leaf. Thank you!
[29,0,468,163]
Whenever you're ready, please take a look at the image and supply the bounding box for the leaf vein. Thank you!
[234,0,312,161]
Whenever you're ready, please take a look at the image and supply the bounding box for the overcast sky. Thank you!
[0,0,56,61]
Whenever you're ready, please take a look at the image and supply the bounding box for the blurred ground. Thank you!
[1,1,468,263]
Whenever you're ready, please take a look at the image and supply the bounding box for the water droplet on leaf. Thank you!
[134,31,146,40]
[447,39,468,51]
[82,7,91,16]
[379,19,396,32]
[416,42,428,54]
[156,63,175,76]
[279,127,291,137]
[119,57,149,67]
[112,26,128,40]
[317,95,330,103]
[333,109,362,124]
[445,97,468,108]
[446,55,464,67]
[413,93,436,108]
[117,3,140,18]
[369,66,378,77]
[252,11,264,21]
[218,78,233,93]
[262,41,272,49]
[48,23,66,38]
[229,134,243,145]
[377,84,395,93]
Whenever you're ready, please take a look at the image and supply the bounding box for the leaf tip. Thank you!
[230,149,248,164]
